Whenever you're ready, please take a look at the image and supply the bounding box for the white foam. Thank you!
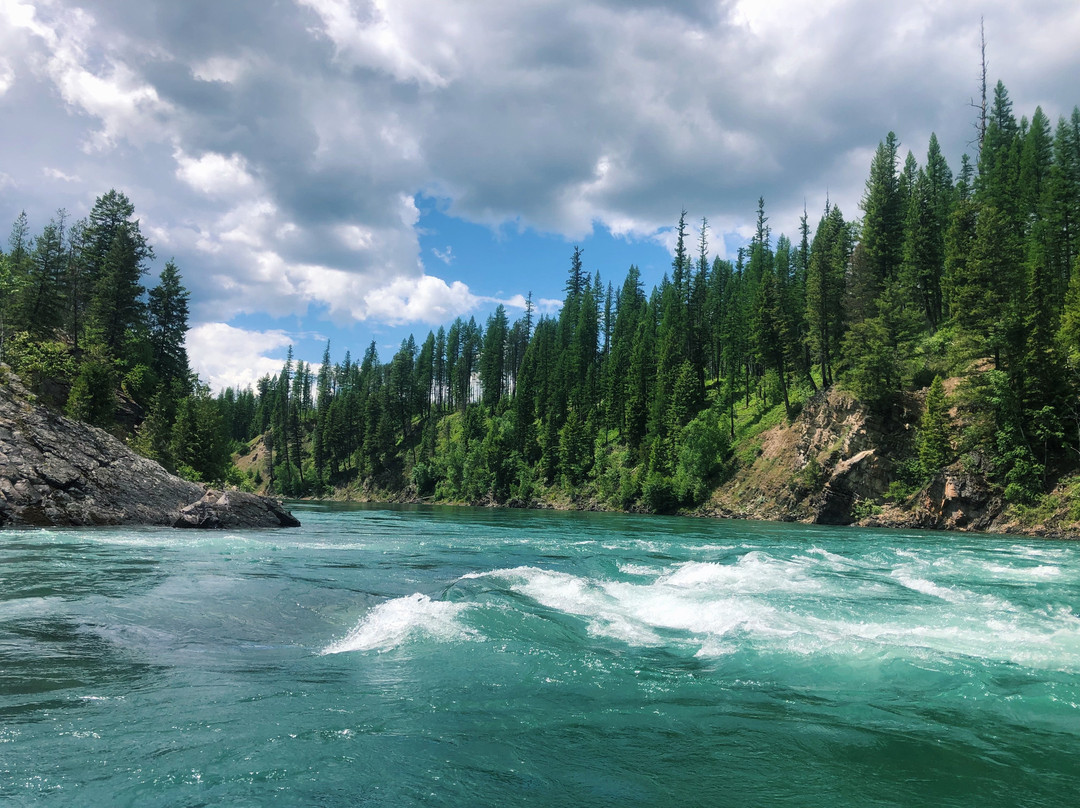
[0,596,63,617]
[661,556,822,595]
[473,564,782,650]
[320,594,477,654]
[985,563,1063,580]
[892,573,959,602]
[465,550,1080,672]
[617,563,660,577]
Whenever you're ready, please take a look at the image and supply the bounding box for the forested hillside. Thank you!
[214,82,1078,516]
[5,80,1080,522]
[0,191,233,485]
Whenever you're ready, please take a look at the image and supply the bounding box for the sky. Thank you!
[3,0,1080,391]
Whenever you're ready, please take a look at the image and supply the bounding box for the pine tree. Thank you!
[87,223,148,361]
[901,135,952,331]
[852,132,902,320]
[480,305,508,410]
[2,212,32,358]
[19,217,66,339]
[147,260,190,389]
[312,341,333,486]
[805,202,851,386]
[919,376,952,475]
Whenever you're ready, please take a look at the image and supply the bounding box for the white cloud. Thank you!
[174,150,256,196]
[5,0,1080,342]
[362,274,480,325]
[192,55,250,84]
[186,322,295,391]
[298,0,452,87]
[43,166,80,182]
[4,0,173,150]
[0,56,13,95]
[337,224,374,251]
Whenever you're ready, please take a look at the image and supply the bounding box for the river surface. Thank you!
[2,503,1079,806]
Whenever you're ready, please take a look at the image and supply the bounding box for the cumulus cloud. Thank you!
[43,167,80,182]
[0,56,13,95]
[3,0,1080,343]
[186,322,296,391]
[174,149,256,196]
[3,2,174,151]
[362,275,481,326]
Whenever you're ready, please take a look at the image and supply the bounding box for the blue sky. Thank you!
[222,198,682,379]
[3,1,1080,390]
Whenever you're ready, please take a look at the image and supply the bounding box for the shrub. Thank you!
[642,471,677,514]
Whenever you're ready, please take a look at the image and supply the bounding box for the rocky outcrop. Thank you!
[174,490,301,529]
[811,448,892,525]
[0,366,299,529]
[880,451,1003,531]
[705,385,1076,537]
[710,389,913,525]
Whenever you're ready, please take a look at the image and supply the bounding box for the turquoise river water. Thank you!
[1,503,1079,806]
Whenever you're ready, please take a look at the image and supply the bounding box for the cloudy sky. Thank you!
[3,0,1080,390]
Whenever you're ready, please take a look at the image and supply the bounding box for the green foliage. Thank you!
[958,369,1046,505]
[412,461,437,498]
[131,388,177,471]
[67,358,116,427]
[15,88,1080,516]
[918,376,953,475]
[171,387,232,484]
[851,497,883,520]
[147,260,190,387]
[886,480,916,503]
[559,409,592,487]
[841,281,920,413]
[6,332,76,395]
[642,471,677,514]
[672,408,730,504]
[122,363,159,409]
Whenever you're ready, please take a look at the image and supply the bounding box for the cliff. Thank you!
[0,366,299,529]
[708,387,1076,539]
[710,389,910,523]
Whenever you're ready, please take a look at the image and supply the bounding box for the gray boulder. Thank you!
[174,490,302,529]
[0,366,298,529]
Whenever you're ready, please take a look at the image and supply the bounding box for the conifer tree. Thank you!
[806,202,851,386]
[919,376,952,475]
[147,260,190,389]
[19,217,66,339]
[87,224,147,362]
[480,305,509,410]
[313,341,333,486]
[852,132,902,320]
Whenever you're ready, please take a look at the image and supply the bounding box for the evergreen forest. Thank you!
[4,80,1080,517]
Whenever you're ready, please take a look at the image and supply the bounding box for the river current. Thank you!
[1,503,1078,806]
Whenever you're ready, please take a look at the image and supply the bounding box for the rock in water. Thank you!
[174,490,302,529]
[0,366,299,529]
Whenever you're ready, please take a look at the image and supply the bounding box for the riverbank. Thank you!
[273,385,1080,541]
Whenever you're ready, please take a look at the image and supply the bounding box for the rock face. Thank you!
[0,366,299,529]
[711,389,911,525]
[704,386,1049,535]
[905,452,1002,531]
[174,490,302,529]
[811,448,892,525]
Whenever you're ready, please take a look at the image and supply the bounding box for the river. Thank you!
[2,503,1078,806]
